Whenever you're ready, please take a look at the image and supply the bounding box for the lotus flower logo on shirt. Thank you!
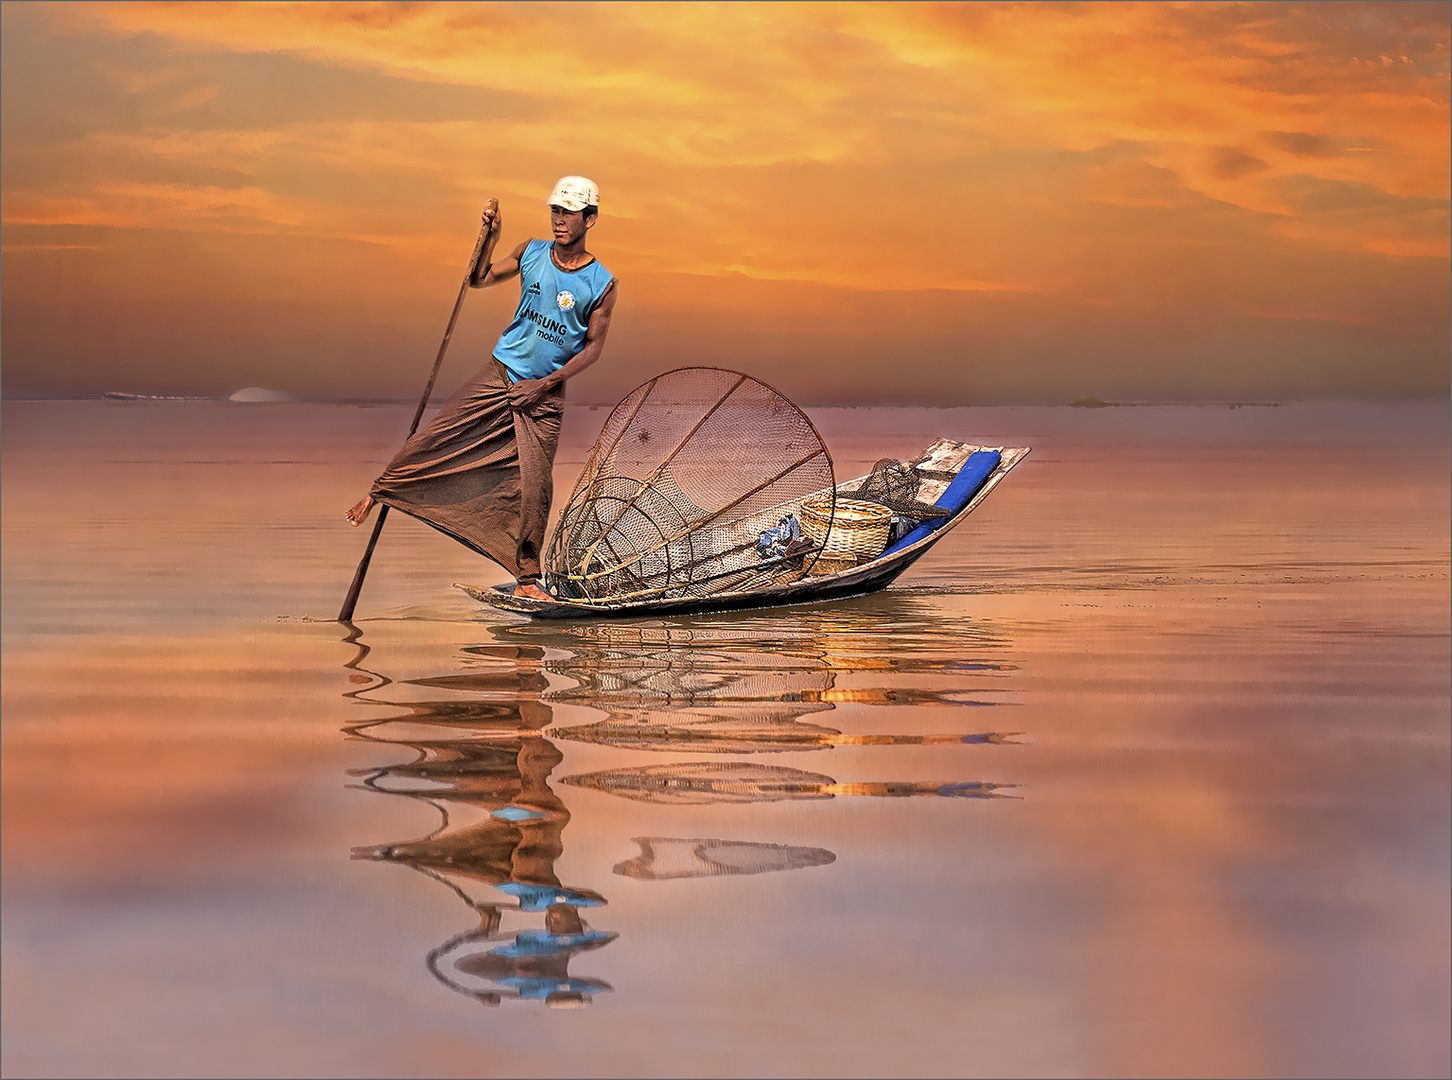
[556,290,576,312]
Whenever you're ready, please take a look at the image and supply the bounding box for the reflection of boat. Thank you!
[561,761,1017,805]
[339,593,1024,1007]
[494,599,1018,712]
[554,709,1021,754]
[458,437,1029,619]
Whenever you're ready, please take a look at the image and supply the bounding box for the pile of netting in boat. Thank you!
[845,458,949,520]
[544,368,835,603]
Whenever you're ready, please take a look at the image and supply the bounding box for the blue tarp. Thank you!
[880,450,1001,557]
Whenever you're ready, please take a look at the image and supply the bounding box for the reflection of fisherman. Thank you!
[443,902,616,1009]
[346,176,618,603]
[357,736,601,906]
[353,724,615,1008]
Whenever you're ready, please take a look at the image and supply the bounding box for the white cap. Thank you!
[547,176,599,212]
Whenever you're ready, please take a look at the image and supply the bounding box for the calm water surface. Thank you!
[3,400,1448,1078]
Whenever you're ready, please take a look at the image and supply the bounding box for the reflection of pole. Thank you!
[339,624,392,701]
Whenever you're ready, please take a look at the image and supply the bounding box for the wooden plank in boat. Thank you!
[911,437,979,479]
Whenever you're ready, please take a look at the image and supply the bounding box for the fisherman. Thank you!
[346,176,617,601]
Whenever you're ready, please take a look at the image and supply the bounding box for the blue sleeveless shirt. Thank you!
[492,239,614,381]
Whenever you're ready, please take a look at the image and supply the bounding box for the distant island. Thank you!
[104,387,297,402]
[1071,397,1280,409]
[104,391,213,401]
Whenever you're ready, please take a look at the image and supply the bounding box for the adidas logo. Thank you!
[527,282,541,295]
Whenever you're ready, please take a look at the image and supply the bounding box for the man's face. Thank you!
[550,205,592,245]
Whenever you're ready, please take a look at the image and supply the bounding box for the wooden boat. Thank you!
[456,437,1029,619]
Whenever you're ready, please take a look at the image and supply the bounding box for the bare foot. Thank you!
[346,494,375,526]
[515,581,553,601]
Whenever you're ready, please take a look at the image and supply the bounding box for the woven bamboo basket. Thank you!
[800,496,891,568]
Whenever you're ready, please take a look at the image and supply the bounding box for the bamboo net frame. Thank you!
[544,368,835,604]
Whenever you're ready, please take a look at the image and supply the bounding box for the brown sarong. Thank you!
[370,359,562,581]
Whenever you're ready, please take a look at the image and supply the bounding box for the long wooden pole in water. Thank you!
[338,200,500,622]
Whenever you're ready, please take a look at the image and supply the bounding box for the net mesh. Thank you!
[846,458,949,519]
[545,368,834,603]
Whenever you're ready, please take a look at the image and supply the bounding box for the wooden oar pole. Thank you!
[338,200,500,622]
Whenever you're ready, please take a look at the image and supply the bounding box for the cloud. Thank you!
[1209,147,1272,181]
[1,1,1446,399]
[36,2,1441,258]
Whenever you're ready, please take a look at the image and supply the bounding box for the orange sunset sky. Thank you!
[1,1,1447,405]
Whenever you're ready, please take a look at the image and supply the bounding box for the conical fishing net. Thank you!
[613,837,836,880]
[544,368,834,603]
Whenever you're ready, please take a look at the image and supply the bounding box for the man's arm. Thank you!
[471,241,525,288]
[470,205,526,288]
[507,281,619,412]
